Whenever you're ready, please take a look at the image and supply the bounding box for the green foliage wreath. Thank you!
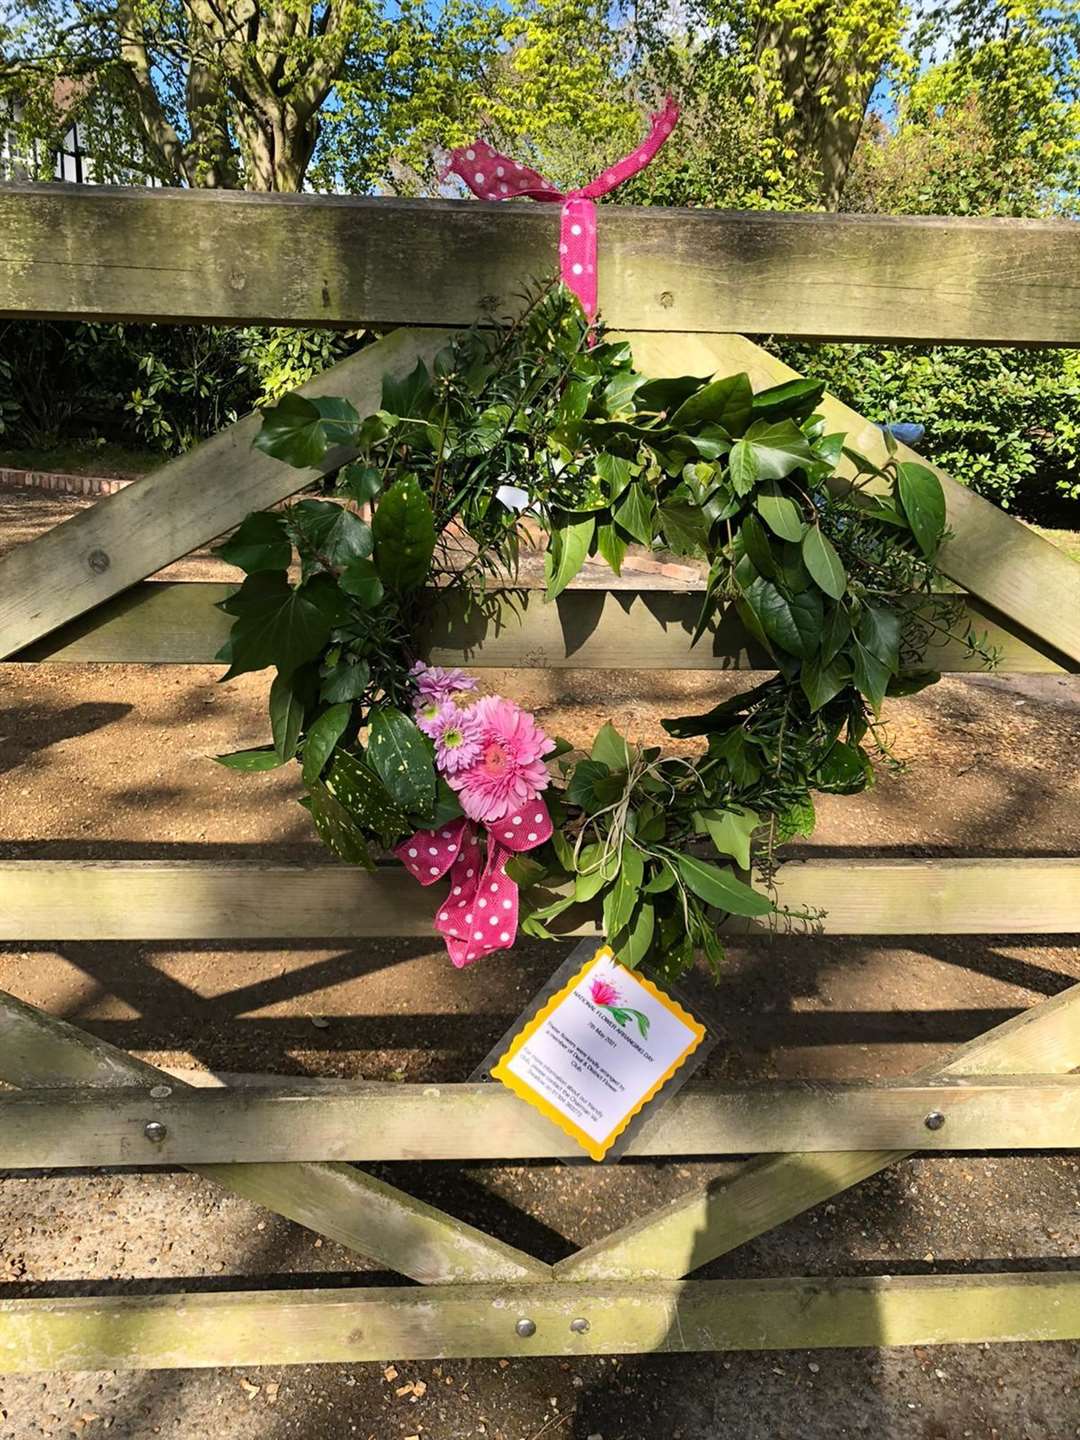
[214,287,990,979]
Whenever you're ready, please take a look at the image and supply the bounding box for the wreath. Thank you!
[214,287,991,979]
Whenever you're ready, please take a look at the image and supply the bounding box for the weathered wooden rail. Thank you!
[1,184,1079,1373]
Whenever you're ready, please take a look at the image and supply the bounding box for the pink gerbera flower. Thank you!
[448,695,555,823]
[409,661,478,705]
[590,977,619,1008]
[427,702,483,774]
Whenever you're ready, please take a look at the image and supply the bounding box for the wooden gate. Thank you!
[1,185,1079,1369]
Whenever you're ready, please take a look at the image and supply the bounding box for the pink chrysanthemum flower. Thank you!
[428,702,483,774]
[449,695,555,823]
[414,696,445,737]
[590,977,620,1008]
[409,661,478,705]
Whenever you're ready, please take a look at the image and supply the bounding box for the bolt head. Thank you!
[87,548,110,574]
[924,1110,946,1132]
[144,1121,168,1143]
[569,1317,590,1334]
[515,1318,536,1338]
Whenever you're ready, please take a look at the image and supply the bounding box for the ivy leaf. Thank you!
[214,747,286,772]
[545,515,595,599]
[601,369,648,415]
[817,740,871,793]
[755,483,807,542]
[327,748,410,841]
[301,703,351,786]
[372,474,436,593]
[319,657,370,704]
[694,805,759,870]
[290,500,373,566]
[565,758,612,811]
[339,557,385,609]
[339,463,383,504]
[776,793,816,841]
[897,461,947,557]
[751,378,825,423]
[215,513,292,573]
[269,671,305,762]
[634,374,709,414]
[728,438,759,495]
[614,900,655,969]
[686,424,731,460]
[367,706,436,814]
[676,854,773,917]
[220,572,347,680]
[595,521,627,575]
[800,654,850,711]
[741,576,822,659]
[716,729,764,786]
[669,373,753,433]
[591,721,634,770]
[660,501,709,556]
[743,419,815,480]
[381,357,434,418]
[301,782,375,868]
[594,451,634,502]
[603,843,645,936]
[613,482,655,545]
[254,393,359,468]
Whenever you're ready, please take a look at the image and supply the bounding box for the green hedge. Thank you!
[0,320,363,457]
[774,340,1080,522]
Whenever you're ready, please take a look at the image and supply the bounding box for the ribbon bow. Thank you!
[394,799,553,967]
[442,97,679,322]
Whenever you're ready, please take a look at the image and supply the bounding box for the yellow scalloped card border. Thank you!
[490,943,706,1162]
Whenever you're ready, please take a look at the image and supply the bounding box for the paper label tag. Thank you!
[491,944,706,1161]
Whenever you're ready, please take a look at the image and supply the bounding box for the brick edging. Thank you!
[0,466,132,498]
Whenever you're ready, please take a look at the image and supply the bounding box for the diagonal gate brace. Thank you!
[0,988,549,1286]
[555,978,1080,1281]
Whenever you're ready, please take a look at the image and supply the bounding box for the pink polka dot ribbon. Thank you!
[394,800,554,967]
[442,96,679,321]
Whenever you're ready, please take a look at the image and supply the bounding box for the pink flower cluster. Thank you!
[409,662,555,824]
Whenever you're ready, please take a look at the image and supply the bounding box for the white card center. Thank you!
[503,954,700,1143]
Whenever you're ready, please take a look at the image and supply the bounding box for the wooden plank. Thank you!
[3,185,1079,343]
[0,329,451,659]
[555,978,1080,1281]
[0,989,549,1286]
[12,581,1070,674]
[625,333,1080,667]
[3,1076,1080,1168]
[1,858,1077,942]
[2,1272,1079,1371]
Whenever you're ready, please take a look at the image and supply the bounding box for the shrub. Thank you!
[0,320,364,458]
[773,340,1080,522]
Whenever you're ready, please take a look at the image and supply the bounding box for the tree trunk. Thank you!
[756,14,886,210]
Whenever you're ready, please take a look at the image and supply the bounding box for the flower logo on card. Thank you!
[589,974,650,1040]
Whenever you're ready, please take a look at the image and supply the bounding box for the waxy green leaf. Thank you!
[676,854,773,917]
[367,706,436,814]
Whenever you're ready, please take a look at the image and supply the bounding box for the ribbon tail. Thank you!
[559,196,598,322]
[436,832,519,968]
